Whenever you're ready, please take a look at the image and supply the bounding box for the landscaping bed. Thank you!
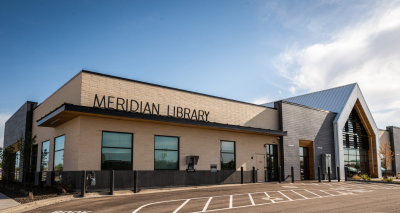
[0,181,78,204]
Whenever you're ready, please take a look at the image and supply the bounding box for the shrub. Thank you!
[367,176,372,181]
[352,174,361,180]
[386,178,393,182]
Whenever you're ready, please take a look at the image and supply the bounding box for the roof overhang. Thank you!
[37,104,287,137]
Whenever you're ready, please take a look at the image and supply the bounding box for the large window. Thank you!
[154,136,179,170]
[15,151,20,181]
[343,109,369,176]
[41,141,50,171]
[54,135,65,171]
[221,141,235,170]
[101,131,132,170]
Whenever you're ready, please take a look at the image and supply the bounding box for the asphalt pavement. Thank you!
[26,181,400,213]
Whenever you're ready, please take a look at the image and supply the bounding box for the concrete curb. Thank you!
[0,194,76,213]
[348,179,400,184]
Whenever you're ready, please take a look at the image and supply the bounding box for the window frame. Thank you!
[154,135,180,170]
[40,140,50,172]
[220,140,236,170]
[101,131,133,171]
[53,134,65,171]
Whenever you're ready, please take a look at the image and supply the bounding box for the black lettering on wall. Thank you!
[191,109,198,120]
[152,103,160,115]
[198,110,204,121]
[167,105,170,116]
[173,106,176,117]
[176,107,183,118]
[116,98,125,111]
[130,100,139,112]
[140,101,142,113]
[143,102,151,114]
[204,111,210,121]
[126,99,128,111]
[93,94,106,108]
[184,108,190,119]
[108,96,115,109]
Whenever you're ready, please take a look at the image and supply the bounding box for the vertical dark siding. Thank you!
[281,102,337,180]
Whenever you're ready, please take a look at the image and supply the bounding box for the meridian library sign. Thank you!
[93,94,211,121]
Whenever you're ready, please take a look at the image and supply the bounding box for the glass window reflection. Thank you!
[154,136,179,170]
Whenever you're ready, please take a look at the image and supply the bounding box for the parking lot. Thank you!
[27,181,400,213]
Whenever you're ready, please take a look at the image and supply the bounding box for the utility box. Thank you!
[186,156,199,171]
[210,164,217,172]
[321,154,332,175]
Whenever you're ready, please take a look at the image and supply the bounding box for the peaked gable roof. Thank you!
[263,83,357,113]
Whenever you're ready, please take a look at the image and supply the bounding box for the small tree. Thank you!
[0,145,16,185]
[17,133,37,190]
[379,140,394,178]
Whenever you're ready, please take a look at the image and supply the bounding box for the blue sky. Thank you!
[1,0,400,147]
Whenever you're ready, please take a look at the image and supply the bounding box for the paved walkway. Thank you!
[0,192,20,211]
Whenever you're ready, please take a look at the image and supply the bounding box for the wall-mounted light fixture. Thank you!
[317,147,323,149]
[288,145,295,147]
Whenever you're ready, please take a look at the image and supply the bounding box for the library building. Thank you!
[3,70,400,190]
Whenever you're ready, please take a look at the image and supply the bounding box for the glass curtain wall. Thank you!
[343,109,369,177]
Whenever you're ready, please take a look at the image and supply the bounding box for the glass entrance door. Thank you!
[300,147,310,180]
[266,144,278,181]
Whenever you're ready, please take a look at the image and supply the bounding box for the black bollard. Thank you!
[318,166,321,182]
[337,167,340,182]
[81,170,86,197]
[291,166,294,183]
[278,166,282,183]
[134,170,138,193]
[345,167,348,181]
[241,167,244,184]
[252,166,256,183]
[110,170,114,195]
[328,167,331,182]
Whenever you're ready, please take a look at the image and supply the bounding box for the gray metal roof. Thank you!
[262,83,357,113]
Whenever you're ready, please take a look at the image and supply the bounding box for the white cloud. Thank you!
[274,1,400,128]
[0,114,12,148]
[253,96,272,105]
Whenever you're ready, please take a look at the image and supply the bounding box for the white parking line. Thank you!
[133,182,398,213]
[202,197,213,212]
[248,193,255,205]
[291,190,309,199]
[305,189,323,197]
[320,190,335,196]
[278,191,293,201]
[173,199,190,213]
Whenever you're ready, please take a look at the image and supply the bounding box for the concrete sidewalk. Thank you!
[0,192,20,211]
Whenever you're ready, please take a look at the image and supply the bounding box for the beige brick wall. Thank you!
[31,71,281,172]
[32,73,82,145]
[80,72,279,130]
[35,117,81,172]
[77,116,279,171]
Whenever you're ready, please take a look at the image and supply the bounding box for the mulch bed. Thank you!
[0,181,78,204]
